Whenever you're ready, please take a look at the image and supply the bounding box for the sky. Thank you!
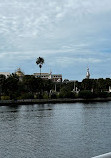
[0,0,111,81]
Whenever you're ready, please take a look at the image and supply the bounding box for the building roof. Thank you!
[16,68,24,77]
[34,73,49,75]
[52,74,62,76]
[0,72,10,78]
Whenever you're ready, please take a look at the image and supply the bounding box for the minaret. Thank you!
[49,69,52,79]
[86,67,90,79]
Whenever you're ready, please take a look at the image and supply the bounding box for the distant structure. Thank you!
[15,68,24,81]
[109,86,111,93]
[86,67,90,79]
[0,69,62,82]
[33,73,50,80]
[51,74,62,82]
[33,71,62,82]
[0,72,10,78]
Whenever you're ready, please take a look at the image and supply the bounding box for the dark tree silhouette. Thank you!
[36,57,44,77]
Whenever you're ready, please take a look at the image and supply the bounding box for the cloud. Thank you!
[0,0,111,80]
[0,0,110,38]
[50,56,102,68]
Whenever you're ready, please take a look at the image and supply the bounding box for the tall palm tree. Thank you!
[36,57,44,77]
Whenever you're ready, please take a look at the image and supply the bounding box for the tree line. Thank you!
[0,73,111,100]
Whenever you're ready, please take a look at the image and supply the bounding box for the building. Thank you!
[33,72,62,82]
[15,68,24,81]
[0,69,62,82]
[33,73,50,80]
[86,67,90,79]
[0,72,10,78]
[51,74,62,82]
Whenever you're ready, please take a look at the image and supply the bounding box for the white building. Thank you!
[0,72,10,78]
[86,67,90,79]
[33,72,62,82]
[51,74,62,82]
[33,73,50,80]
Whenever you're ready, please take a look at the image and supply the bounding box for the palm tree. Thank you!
[36,57,44,77]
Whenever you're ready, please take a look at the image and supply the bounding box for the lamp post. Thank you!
[69,80,77,92]
[55,83,56,92]
[74,81,76,92]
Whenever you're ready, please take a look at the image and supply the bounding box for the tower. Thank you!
[86,67,90,79]
[49,69,52,79]
[15,68,24,81]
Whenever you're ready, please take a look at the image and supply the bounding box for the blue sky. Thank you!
[0,0,111,81]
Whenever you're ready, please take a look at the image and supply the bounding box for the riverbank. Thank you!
[0,97,111,105]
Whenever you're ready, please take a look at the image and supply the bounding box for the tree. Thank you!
[36,57,44,77]
[59,86,75,98]
[22,75,43,93]
[4,73,19,99]
[0,75,6,95]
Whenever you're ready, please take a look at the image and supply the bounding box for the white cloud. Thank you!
[49,56,102,68]
[0,0,110,38]
[0,0,111,79]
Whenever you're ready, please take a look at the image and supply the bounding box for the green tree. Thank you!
[81,79,93,90]
[59,86,75,98]
[22,75,44,99]
[0,75,6,96]
[78,90,94,99]
[23,75,38,93]
[4,73,19,99]
[36,57,44,76]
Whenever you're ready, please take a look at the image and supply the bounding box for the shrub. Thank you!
[43,92,49,99]
[20,93,34,99]
[97,92,109,98]
[78,90,94,99]
[51,93,57,99]
[1,96,10,100]
[59,86,76,98]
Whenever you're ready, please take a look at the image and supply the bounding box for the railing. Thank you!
[92,152,111,158]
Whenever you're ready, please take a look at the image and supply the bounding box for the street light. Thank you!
[68,80,77,92]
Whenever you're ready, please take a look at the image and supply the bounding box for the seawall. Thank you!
[0,97,111,106]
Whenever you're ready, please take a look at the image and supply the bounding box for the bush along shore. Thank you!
[0,74,111,105]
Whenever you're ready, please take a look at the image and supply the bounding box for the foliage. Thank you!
[97,92,110,98]
[81,78,111,92]
[78,90,110,99]
[43,79,54,92]
[23,75,39,92]
[18,93,34,99]
[78,90,94,99]
[59,86,75,98]
[43,92,49,99]
[1,71,111,100]
[36,57,44,76]
[0,75,6,94]
[3,74,19,98]
[51,93,57,99]
[36,57,44,65]
[1,96,10,100]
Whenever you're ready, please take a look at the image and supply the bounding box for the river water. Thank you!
[0,102,111,158]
